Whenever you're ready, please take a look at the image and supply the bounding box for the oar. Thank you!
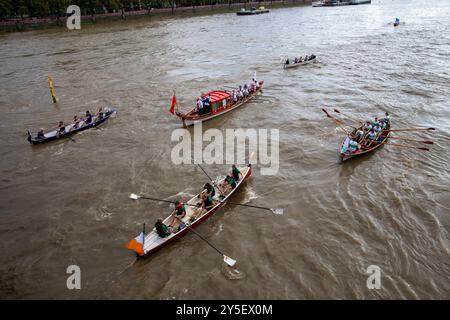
[172,215,236,267]
[223,201,284,215]
[386,127,435,132]
[129,193,201,208]
[389,137,434,144]
[385,142,430,151]
[333,108,362,124]
[322,108,351,135]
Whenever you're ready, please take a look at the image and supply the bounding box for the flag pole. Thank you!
[142,223,146,248]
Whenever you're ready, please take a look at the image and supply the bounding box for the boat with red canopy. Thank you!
[171,80,264,127]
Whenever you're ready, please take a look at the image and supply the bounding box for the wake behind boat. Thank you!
[27,108,116,144]
[170,78,264,127]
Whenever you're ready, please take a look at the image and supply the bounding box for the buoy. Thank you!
[48,75,58,103]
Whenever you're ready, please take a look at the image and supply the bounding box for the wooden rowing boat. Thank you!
[141,164,252,256]
[284,57,316,69]
[174,82,264,127]
[340,122,391,161]
[27,109,116,144]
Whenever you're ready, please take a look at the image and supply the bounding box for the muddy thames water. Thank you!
[0,0,449,299]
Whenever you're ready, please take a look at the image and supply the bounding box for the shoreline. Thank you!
[1,1,311,33]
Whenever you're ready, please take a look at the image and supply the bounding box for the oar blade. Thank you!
[129,193,140,200]
[322,108,330,117]
[271,208,284,215]
[418,147,430,151]
[423,141,434,145]
[223,255,237,267]
[334,109,341,113]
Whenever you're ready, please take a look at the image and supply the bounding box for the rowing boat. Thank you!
[174,82,264,127]
[236,7,270,15]
[284,57,316,69]
[340,122,391,161]
[27,109,116,144]
[139,165,252,256]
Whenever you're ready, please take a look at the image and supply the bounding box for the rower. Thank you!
[294,57,298,64]
[56,121,65,137]
[202,182,215,198]
[73,115,80,129]
[243,84,249,97]
[285,58,290,65]
[348,139,359,153]
[382,112,390,125]
[193,192,215,220]
[219,175,236,195]
[373,124,382,133]
[363,121,373,131]
[155,218,171,238]
[37,128,45,139]
[169,201,186,227]
[366,130,377,146]
[355,129,365,142]
[231,164,243,183]
[85,110,93,124]
[341,137,351,153]
[304,55,309,61]
[238,86,244,100]
[232,90,238,103]
[97,107,104,119]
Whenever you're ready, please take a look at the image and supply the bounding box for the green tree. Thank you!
[0,0,13,19]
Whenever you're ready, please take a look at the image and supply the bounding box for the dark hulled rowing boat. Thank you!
[27,109,116,144]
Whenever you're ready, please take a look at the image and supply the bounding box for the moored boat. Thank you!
[27,108,116,144]
[173,81,264,127]
[138,165,252,256]
[340,122,391,161]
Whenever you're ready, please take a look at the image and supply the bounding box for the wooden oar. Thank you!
[322,108,351,135]
[385,142,430,151]
[129,194,201,208]
[333,108,362,124]
[386,127,435,132]
[172,215,237,267]
[389,137,434,144]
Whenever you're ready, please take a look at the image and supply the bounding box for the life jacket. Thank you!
[155,221,169,238]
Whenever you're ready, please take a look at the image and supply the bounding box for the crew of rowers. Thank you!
[194,79,260,115]
[285,54,316,65]
[37,108,105,139]
[342,112,391,154]
[154,165,243,238]
[230,78,260,103]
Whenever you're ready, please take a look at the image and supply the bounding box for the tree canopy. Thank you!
[0,0,253,19]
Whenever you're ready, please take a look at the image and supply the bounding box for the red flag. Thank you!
[169,94,177,114]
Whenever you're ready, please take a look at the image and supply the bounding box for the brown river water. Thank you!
[0,0,449,299]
